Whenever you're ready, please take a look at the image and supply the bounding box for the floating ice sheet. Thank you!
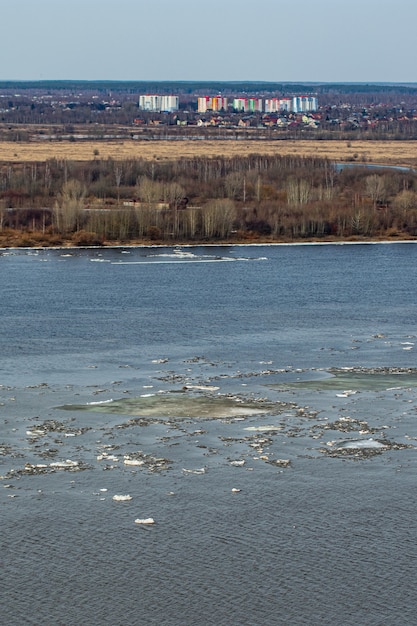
[57,393,273,420]
[269,368,417,392]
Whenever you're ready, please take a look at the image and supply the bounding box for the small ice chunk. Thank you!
[49,460,79,468]
[231,488,241,493]
[134,518,155,525]
[230,460,245,467]
[124,459,144,466]
[184,385,220,391]
[112,494,132,501]
[97,454,114,461]
[244,425,281,432]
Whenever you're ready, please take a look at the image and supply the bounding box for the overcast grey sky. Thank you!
[1,0,416,83]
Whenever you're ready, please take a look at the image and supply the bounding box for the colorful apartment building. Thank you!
[232,98,263,112]
[197,96,228,113]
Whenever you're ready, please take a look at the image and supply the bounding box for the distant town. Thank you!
[1,80,417,140]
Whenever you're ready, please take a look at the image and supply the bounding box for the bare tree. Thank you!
[136,176,162,205]
[54,179,86,234]
[286,178,311,205]
[224,171,244,200]
[201,199,235,239]
[392,189,417,231]
[114,163,123,205]
[365,174,386,207]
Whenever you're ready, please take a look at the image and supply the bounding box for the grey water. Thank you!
[335,162,415,172]
[1,242,417,625]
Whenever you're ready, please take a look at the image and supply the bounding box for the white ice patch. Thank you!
[49,459,79,468]
[244,425,281,432]
[184,385,220,391]
[124,458,145,466]
[336,438,387,450]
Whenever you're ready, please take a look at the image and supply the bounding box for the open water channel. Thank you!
[1,242,417,625]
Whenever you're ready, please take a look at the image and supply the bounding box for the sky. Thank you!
[1,0,416,84]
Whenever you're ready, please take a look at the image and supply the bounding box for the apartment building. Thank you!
[197,96,228,113]
[138,94,179,112]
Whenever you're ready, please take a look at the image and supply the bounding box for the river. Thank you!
[1,243,417,625]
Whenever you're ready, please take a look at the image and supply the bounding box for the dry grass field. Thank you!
[1,139,417,167]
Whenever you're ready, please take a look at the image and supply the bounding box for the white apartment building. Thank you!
[264,98,280,113]
[160,95,179,112]
[138,94,179,112]
[279,98,293,111]
[292,96,318,113]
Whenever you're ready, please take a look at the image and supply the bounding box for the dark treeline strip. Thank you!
[1,154,417,246]
[1,80,417,95]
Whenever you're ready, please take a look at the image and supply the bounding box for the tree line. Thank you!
[1,154,417,246]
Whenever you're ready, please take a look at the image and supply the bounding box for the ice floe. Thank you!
[49,460,79,468]
[335,438,388,450]
[58,393,275,420]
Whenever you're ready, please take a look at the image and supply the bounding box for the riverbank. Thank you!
[1,233,416,250]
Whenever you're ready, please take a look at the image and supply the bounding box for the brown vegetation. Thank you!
[1,152,417,247]
[1,139,417,167]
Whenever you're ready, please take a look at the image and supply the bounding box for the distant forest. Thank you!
[1,80,417,95]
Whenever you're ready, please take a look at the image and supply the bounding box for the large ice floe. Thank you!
[58,392,276,420]
[269,367,417,392]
